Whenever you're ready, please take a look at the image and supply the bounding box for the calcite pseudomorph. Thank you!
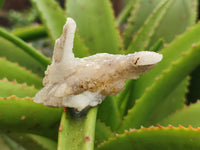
[34,18,163,111]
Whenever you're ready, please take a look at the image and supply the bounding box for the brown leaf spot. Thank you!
[34,123,39,128]
[59,125,63,132]
[98,10,102,15]
[21,115,26,120]
[81,7,86,10]
[89,37,94,42]
[84,136,90,142]
[183,14,187,19]
[19,136,23,140]
[46,3,49,7]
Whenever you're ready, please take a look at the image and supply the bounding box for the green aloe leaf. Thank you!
[0,135,11,150]
[123,0,160,48]
[29,134,57,150]
[127,0,172,52]
[116,0,139,26]
[97,126,200,150]
[0,58,42,89]
[0,134,26,150]
[30,0,89,58]
[30,0,66,41]
[0,79,38,97]
[0,28,50,67]
[4,132,57,150]
[123,22,200,121]
[161,102,200,127]
[148,0,198,48]
[58,108,97,150]
[95,120,114,147]
[97,97,121,131]
[12,25,47,41]
[131,22,200,106]
[0,37,46,77]
[117,24,200,120]
[0,96,62,139]
[123,0,197,49]
[66,0,122,54]
[149,38,164,52]
[117,77,188,122]
[120,42,200,131]
[116,80,135,119]
[146,77,189,125]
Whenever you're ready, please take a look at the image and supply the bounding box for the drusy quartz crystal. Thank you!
[34,18,163,111]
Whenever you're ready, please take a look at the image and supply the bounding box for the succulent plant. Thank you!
[0,0,200,150]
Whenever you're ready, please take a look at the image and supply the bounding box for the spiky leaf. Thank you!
[0,58,42,89]
[97,97,121,131]
[127,0,172,52]
[120,42,200,131]
[129,22,200,115]
[4,132,57,150]
[0,96,62,139]
[123,0,197,49]
[58,108,97,150]
[0,37,46,77]
[116,0,138,25]
[0,79,38,97]
[146,77,189,125]
[149,38,164,52]
[13,25,47,41]
[0,136,11,150]
[149,0,198,48]
[123,0,160,48]
[161,102,200,127]
[95,120,114,147]
[0,134,26,150]
[97,126,200,150]
[66,0,122,54]
[30,0,89,58]
[0,28,50,67]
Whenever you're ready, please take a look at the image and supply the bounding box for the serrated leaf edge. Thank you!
[120,42,200,130]
[0,57,42,88]
[97,124,200,148]
[0,95,34,101]
[0,78,37,89]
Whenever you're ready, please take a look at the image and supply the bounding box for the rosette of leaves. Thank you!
[0,0,200,149]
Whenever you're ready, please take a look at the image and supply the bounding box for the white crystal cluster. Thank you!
[34,18,163,111]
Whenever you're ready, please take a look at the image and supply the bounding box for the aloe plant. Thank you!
[0,0,200,149]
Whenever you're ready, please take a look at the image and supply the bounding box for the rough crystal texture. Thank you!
[34,18,163,111]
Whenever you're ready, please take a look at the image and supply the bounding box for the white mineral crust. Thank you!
[34,17,163,111]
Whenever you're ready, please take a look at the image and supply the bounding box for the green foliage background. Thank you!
[0,0,200,149]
